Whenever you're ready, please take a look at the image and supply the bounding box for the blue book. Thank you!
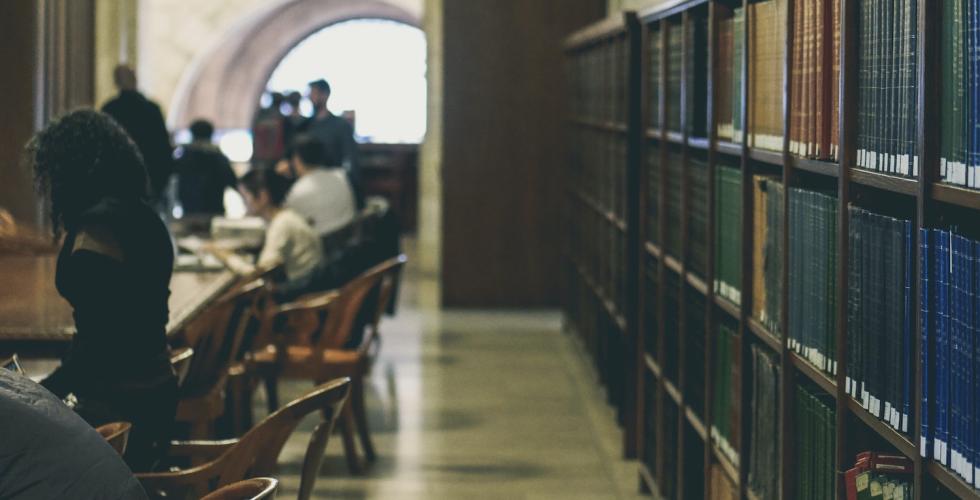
[974,239,980,486]
[938,230,951,465]
[973,0,980,185]
[967,237,975,483]
[919,228,934,458]
[952,233,960,474]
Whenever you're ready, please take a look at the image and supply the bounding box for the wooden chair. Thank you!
[1,353,23,375]
[201,478,278,500]
[169,347,194,387]
[253,254,407,474]
[96,421,132,456]
[173,279,265,439]
[137,378,350,500]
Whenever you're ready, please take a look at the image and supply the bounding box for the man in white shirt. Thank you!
[281,134,356,236]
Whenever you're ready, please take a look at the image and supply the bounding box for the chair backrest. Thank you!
[138,378,349,499]
[169,347,194,387]
[200,478,278,500]
[367,255,405,336]
[96,421,132,456]
[1,354,23,375]
[178,279,264,396]
[313,255,407,352]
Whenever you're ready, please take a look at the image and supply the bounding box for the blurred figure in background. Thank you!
[251,91,286,169]
[282,90,306,148]
[172,119,237,217]
[300,79,363,208]
[102,65,173,205]
[283,134,356,237]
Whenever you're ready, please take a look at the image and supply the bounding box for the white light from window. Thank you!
[217,130,253,163]
[265,19,427,144]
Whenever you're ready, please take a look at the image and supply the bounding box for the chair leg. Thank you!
[339,405,363,474]
[263,374,279,414]
[351,376,376,462]
[298,420,332,500]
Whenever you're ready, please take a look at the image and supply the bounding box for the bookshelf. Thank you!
[563,0,980,499]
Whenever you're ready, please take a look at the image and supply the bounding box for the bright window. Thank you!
[265,18,427,144]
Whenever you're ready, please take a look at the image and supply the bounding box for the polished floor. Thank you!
[263,253,649,499]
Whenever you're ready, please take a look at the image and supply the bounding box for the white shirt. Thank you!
[257,209,323,282]
[284,168,356,236]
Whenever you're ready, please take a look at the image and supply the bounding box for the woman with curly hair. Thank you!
[27,109,178,472]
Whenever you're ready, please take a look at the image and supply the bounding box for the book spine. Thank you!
[921,228,932,457]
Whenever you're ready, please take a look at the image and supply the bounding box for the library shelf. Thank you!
[850,168,918,196]
[686,407,708,441]
[645,353,662,378]
[748,147,782,166]
[715,140,743,157]
[746,318,781,353]
[645,241,662,259]
[789,156,839,178]
[568,116,629,133]
[789,352,837,398]
[713,295,740,320]
[572,189,627,231]
[645,128,662,140]
[664,255,683,274]
[844,396,918,460]
[932,182,980,211]
[686,273,708,295]
[563,15,625,49]
[711,443,740,487]
[746,490,763,500]
[688,136,710,150]
[665,130,685,145]
[637,0,708,22]
[927,461,979,500]
[664,379,682,405]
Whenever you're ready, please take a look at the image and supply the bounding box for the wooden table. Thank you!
[0,255,238,357]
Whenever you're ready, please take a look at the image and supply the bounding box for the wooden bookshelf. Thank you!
[564,0,980,498]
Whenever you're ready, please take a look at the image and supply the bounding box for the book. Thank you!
[712,321,739,465]
[751,175,784,334]
[689,155,709,278]
[747,343,781,499]
[649,23,662,129]
[667,19,683,131]
[796,384,836,500]
[714,163,743,305]
[716,13,735,141]
[748,0,786,151]
[789,0,840,160]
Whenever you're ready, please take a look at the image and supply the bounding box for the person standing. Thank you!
[301,79,364,207]
[173,119,237,216]
[102,65,174,204]
[27,109,178,472]
[251,92,286,168]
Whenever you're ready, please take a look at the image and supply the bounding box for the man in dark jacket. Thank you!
[0,368,148,499]
[173,119,237,216]
[102,65,173,204]
[300,79,364,208]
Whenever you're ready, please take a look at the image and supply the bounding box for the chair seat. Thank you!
[253,345,363,379]
[176,385,225,421]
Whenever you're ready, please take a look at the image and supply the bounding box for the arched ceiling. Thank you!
[168,0,421,130]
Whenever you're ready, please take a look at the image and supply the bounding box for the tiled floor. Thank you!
[263,254,649,499]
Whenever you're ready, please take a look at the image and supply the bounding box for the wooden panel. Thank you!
[0,2,41,227]
[441,0,606,307]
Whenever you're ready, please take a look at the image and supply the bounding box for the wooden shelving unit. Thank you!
[564,0,980,498]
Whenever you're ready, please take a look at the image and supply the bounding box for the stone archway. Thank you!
[168,0,421,130]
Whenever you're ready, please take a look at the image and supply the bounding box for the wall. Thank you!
[440,0,605,307]
[136,0,423,123]
[417,0,443,285]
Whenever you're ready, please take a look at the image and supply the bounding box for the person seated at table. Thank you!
[27,109,178,472]
[234,168,324,298]
[0,367,148,499]
[172,119,237,217]
[276,134,356,237]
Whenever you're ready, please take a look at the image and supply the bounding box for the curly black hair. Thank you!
[26,109,150,236]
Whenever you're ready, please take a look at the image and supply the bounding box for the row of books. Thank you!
[790,0,840,160]
[665,149,683,258]
[788,188,839,375]
[846,207,914,435]
[920,229,980,486]
[844,452,913,500]
[747,344,781,500]
[688,155,709,278]
[686,289,707,418]
[570,129,628,223]
[751,176,785,334]
[795,383,837,500]
[747,0,786,152]
[714,165,743,305]
[568,36,628,124]
[710,321,739,466]
[565,197,627,314]
[940,0,980,189]
[856,0,919,177]
[717,7,744,143]
[646,145,661,246]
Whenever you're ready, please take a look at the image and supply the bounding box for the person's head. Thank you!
[290,134,337,175]
[269,92,285,109]
[113,65,137,91]
[307,79,331,110]
[189,119,214,142]
[27,109,149,236]
[238,168,291,218]
[286,91,302,110]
